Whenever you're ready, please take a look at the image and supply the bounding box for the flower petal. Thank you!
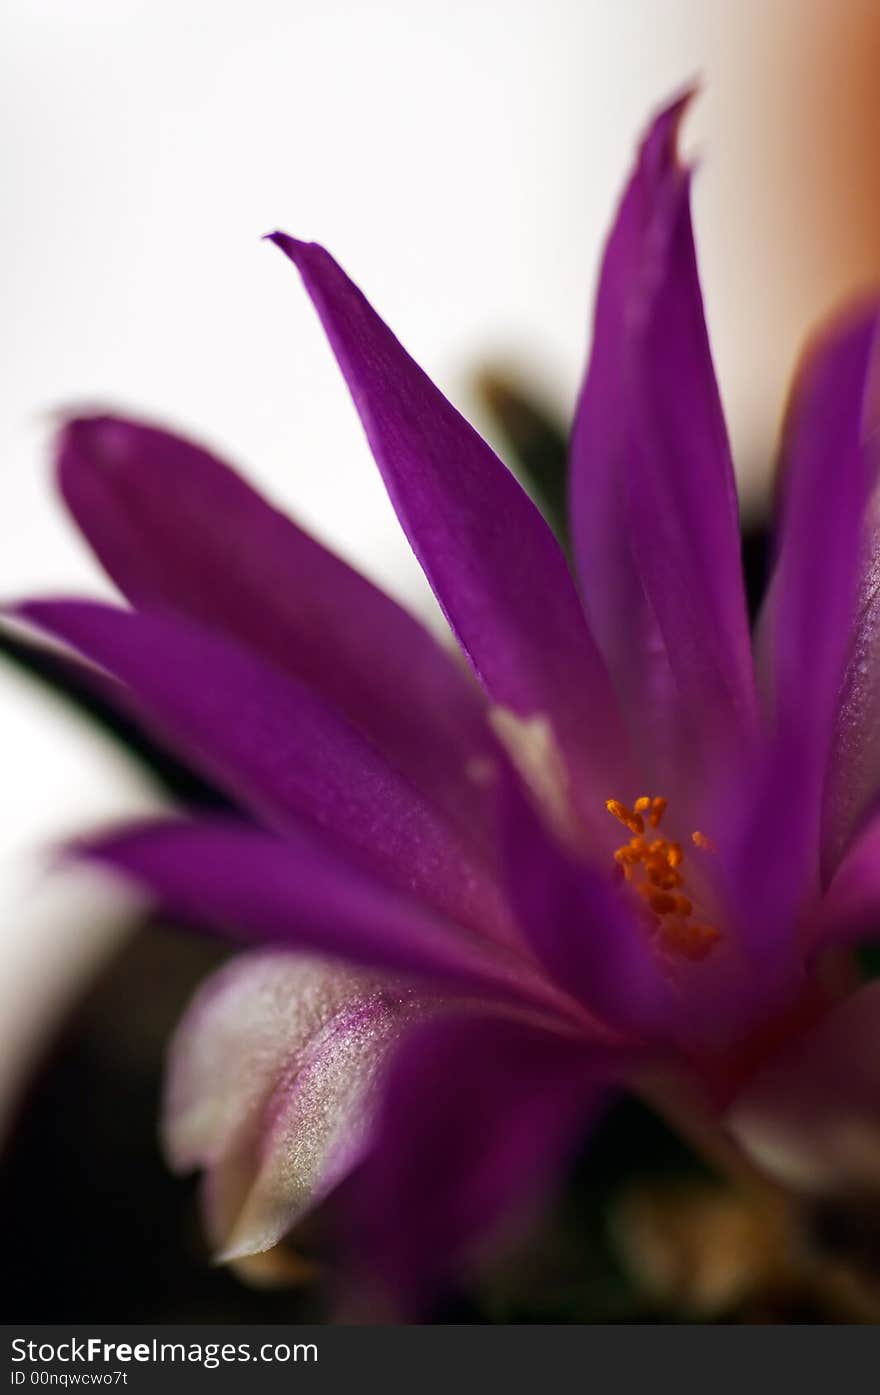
[221,990,424,1260]
[0,617,233,811]
[761,306,880,810]
[812,810,880,953]
[57,414,492,841]
[73,815,549,1003]
[727,981,880,1194]
[570,93,755,778]
[19,599,507,938]
[269,233,630,830]
[163,950,418,1256]
[500,772,671,1037]
[165,951,373,1172]
[733,307,880,970]
[821,462,880,871]
[340,1013,611,1311]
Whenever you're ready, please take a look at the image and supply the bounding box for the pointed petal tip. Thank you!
[664,76,701,112]
[54,412,182,498]
[807,294,880,353]
[267,235,346,295]
[213,1227,279,1264]
[58,818,175,889]
[51,409,158,459]
[55,414,116,473]
[266,233,344,294]
[0,598,97,654]
[212,1239,254,1265]
[786,295,880,448]
[638,82,699,168]
[9,595,90,630]
[265,230,320,262]
[38,403,115,438]
[2,597,69,633]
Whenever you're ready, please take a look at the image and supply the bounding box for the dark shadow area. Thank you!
[0,925,321,1322]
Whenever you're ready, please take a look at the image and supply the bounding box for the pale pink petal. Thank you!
[163,950,422,1257]
[727,982,880,1194]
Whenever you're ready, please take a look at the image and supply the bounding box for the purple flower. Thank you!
[18,92,880,1308]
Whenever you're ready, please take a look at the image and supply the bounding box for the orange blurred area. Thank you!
[696,0,880,511]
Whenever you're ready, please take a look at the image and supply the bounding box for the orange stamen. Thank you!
[606,799,644,836]
[606,794,720,963]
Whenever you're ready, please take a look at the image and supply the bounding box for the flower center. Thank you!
[606,796,720,961]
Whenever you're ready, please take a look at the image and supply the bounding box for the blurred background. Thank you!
[3,0,880,1321]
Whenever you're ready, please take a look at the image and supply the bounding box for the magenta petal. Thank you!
[341,1014,611,1310]
[19,599,508,938]
[57,414,493,844]
[728,981,880,1193]
[74,816,544,1003]
[736,308,880,962]
[500,773,671,1037]
[822,452,880,870]
[571,93,755,776]
[570,100,679,748]
[812,811,880,953]
[269,233,630,825]
[763,307,880,791]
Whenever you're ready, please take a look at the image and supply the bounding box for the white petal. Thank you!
[163,950,372,1171]
[162,949,422,1258]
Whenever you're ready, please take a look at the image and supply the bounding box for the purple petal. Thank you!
[74,815,558,1006]
[163,951,419,1256]
[20,598,508,938]
[268,232,630,831]
[57,414,493,843]
[727,981,880,1193]
[821,447,880,871]
[570,93,755,781]
[340,1014,612,1311]
[500,772,671,1037]
[812,811,880,953]
[734,307,880,969]
[762,306,880,800]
